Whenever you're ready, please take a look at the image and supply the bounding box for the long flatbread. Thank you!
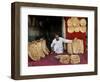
[41,40,49,55]
[28,42,41,61]
[67,43,73,54]
[37,41,45,58]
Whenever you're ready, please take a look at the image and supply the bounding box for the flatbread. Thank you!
[28,42,41,61]
[74,27,80,32]
[28,40,49,61]
[67,18,73,27]
[78,40,84,54]
[37,41,45,58]
[72,38,79,54]
[67,43,73,54]
[80,18,86,26]
[72,38,84,54]
[79,26,86,33]
[55,55,70,64]
[70,55,80,64]
[41,40,50,55]
[60,55,70,64]
[67,27,74,33]
[71,17,80,27]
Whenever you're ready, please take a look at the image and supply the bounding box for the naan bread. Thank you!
[79,26,86,33]
[80,19,86,26]
[70,55,80,64]
[78,40,84,54]
[67,18,73,27]
[41,40,50,55]
[28,40,49,61]
[67,38,84,54]
[28,42,41,61]
[74,27,80,32]
[67,43,73,54]
[55,55,70,64]
[72,38,79,54]
[37,41,45,58]
[67,27,74,33]
[71,17,80,27]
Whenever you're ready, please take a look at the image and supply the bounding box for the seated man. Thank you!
[51,34,72,54]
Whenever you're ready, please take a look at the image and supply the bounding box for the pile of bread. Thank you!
[55,54,80,64]
[67,17,87,33]
[55,38,84,64]
[28,39,49,61]
[67,38,84,54]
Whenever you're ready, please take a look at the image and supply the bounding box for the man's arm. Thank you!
[61,38,72,43]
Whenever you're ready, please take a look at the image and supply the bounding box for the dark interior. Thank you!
[28,15,63,49]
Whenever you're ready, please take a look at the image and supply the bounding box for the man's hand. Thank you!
[69,40,73,43]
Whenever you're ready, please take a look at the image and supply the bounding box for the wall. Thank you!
[0,0,100,82]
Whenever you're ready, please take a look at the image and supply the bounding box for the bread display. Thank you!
[64,17,87,65]
[55,54,80,64]
[67,38,84,54]
[67,17,87,33]
[28,40,49,61]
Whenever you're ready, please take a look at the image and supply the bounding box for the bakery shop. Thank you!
[28,15,88,66]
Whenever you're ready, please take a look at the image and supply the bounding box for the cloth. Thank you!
[51,37,72,54]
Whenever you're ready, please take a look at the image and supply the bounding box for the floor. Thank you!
[28,51,88,66]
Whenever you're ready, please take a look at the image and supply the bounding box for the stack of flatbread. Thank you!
[72,17,80,32]
[67,38,84,54]
[67,18,74,33]
[55,54,80,64]
[67,17,80,33]
[79,19,87,33]
[67,17,87,33]
[55,55,70,64]
[28,40,49,61]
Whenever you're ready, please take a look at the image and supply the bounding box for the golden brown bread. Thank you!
[28,40,49,61]
[70,55,80,64]
[67,38,84,54]
[67,43,73,54]
[67,17,87,33]
[55,55,70,64]
[67,27,74,33]
[55,54,80,64]
[41,40,50,55]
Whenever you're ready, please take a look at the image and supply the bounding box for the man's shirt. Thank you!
[51,37,72,54]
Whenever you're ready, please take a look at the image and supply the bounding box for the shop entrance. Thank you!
[28,15,63,49]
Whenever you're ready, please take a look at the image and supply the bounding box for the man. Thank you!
[51,34,72,54]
